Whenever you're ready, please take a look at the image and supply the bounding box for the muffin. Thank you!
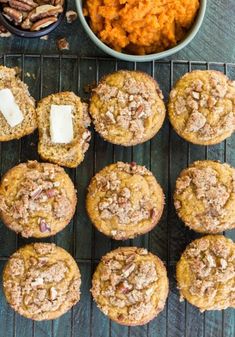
[176,235,235,312]
[174,160,235,233]
[3,243,81,320]
[0,65,37,141]
[89,70,166,146]
[0,161,77,238]
[37,91,91,168]
[86,161,164,240]
[168,70,235,145]
[91,247,169,326]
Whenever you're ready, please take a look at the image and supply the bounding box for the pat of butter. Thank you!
[0,88,24,127]
[50,104,74,144]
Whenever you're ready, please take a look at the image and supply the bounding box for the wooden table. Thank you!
[0,2,234,337]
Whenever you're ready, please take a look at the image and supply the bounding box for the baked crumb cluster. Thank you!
[96,162,156,224]
[181,237,235,308]
[169,71,235,144]
[174,161,235,233]
[0,161,73,237]
[3,243,81,320]
[92,71,164,142]
[91,248,159,323]
[87,162,163,240]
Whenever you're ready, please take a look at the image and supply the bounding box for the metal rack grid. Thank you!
[0,54,234,337]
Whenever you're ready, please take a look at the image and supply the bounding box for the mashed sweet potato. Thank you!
[83,0,200,55]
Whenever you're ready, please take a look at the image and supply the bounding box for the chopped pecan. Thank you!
[56,37,70,50]
[39,218,51,233]
[65,10,77,23]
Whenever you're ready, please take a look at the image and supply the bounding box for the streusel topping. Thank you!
[90,71,165,145]
[87,162,164,240]
[177,235,235,312]
[3,243,81,320]
[169,70,235,145]
[174,160,235,233]
[0,161,76,237]
[91,247,168,324]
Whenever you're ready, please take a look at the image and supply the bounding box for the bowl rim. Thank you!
[0,1,66,38]
[76,0,207,62]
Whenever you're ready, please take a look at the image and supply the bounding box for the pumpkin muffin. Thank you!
[168,70,235,145]
[89,70,166,146]
[0,161,77,238]
[0,65,37,141]
[86,161,164,240]
[37,92,91,168]
[174,160,235,233]
[91,247,169,326]
[176,235,235,312]
[3,243,81,320]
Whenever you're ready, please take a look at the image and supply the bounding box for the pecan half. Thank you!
[30,16,57,31]
[29,4,63,22]
[9,0,37,12]
[3,7,23,23]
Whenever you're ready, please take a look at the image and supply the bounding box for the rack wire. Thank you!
[0,54,234,337]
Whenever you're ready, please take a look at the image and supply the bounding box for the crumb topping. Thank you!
[87,162,162,239]
[91,248,162,323]
[3,243,81,320]
[170,71,235,142]
[91,71,165,144]
[0,161,74,237]
[183,237,235,299]
[174,161,235,232]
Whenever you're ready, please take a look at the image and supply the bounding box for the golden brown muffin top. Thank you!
[174,160,235,233]
[168,70,235,145]
[177,235,235,311]
[0,161,76,238]
[90,71,165,146]
[3,243,81,320]
[87,162,164,239]
[91,247,168,326]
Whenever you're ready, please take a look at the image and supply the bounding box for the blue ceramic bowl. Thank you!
[76,0,207,62]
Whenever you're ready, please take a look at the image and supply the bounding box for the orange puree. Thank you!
[83,0,200,55]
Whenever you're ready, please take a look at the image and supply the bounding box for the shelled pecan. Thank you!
[0,0,63,31]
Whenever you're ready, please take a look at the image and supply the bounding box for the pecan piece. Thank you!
[49,287,57,300]
[45,188,57,198]
[51,0,64,6]
[56,37,69,50]
[21,17,32,29]
[3,7,23,23]
[0,24,11,37]
[29,4,63,22]
[30,16,57,31]
[65,10,77,23]
[9,0,37,12]
[39,218,51,233]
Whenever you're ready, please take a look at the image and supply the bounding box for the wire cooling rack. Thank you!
[0,54,234,337]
